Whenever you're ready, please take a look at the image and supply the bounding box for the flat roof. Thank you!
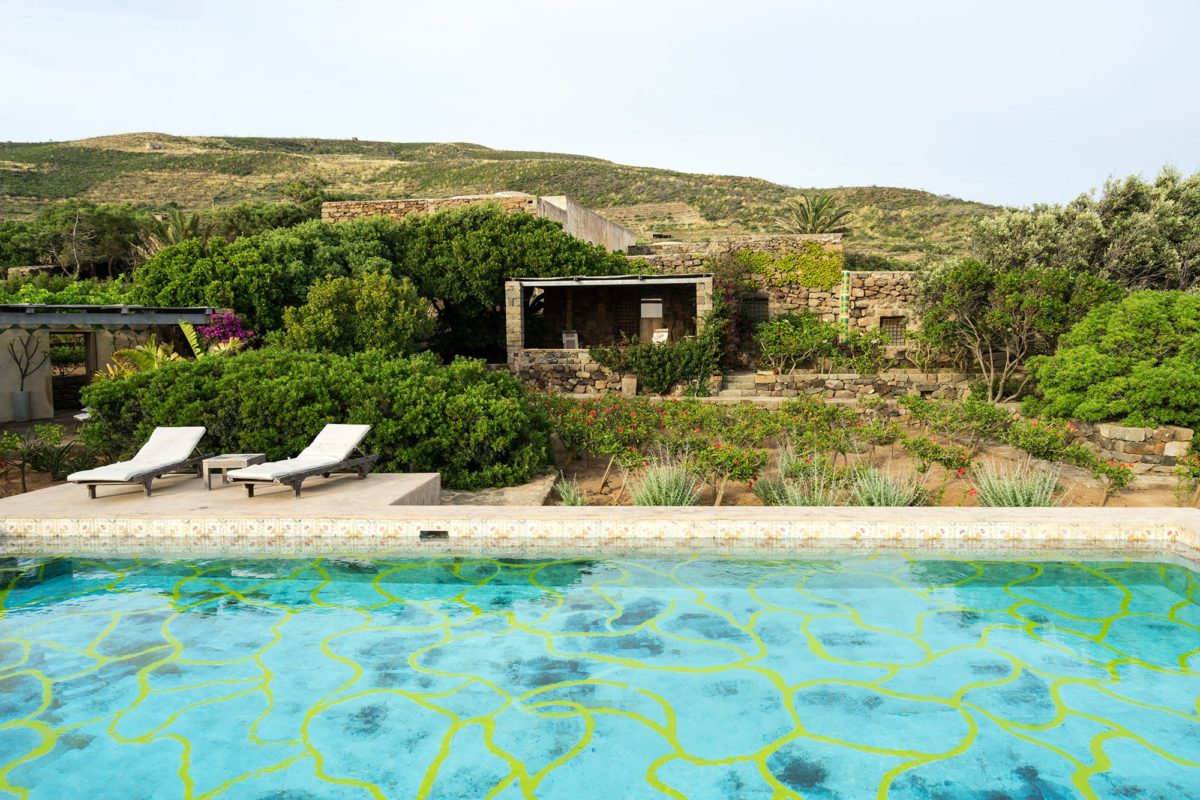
[0,304,217,328]
[511,273,711,288]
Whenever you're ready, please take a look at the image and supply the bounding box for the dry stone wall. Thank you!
[734,370,973,401]
[321,195,539,224]
[509,349,624,394]
[1073,421,1195,473]
[627,237,916,334]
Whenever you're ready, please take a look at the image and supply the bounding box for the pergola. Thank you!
[1,304,217,422]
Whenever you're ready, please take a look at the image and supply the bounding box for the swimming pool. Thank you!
[1,554,1197,799]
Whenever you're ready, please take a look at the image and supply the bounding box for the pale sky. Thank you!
[2,0,1198,207]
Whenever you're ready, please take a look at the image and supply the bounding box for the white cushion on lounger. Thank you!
[226,424,371,481]
[226,457,337,481]
[68,426,206,482]
[296,424,371,460]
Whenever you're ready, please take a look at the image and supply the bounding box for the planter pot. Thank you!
[10,390,31,423]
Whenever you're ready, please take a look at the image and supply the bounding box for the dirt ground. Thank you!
[551,443,1191,508]
[0,471,60,499]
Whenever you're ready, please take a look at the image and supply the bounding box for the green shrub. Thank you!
[0,424,97,491]
[1026,290,1200,428]
[1176,448,1200,488]
[901,435,973,473]
[0,273,131,305]
[754,313,839,373]
[589,317,723,395]
[692,442,769,505]
[278,272,434,356]
[915,258,1121,401]
[834,327,893,373]
[971,460,1060,507]
[79,349,552,490]
[629,460,701,506]
[1002,417,1137,498]
[899,394,1014,451]
[753,476,839,506]
[847,468,928,507]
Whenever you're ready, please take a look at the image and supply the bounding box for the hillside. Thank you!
[0,133,1000,260]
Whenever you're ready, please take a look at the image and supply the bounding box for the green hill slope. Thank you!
[0,132,999,260]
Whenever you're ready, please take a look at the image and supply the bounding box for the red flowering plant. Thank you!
[692,442,769,506]
[1177,448,1200,486]
[536,393,658,489]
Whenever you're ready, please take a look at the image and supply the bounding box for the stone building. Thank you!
[504,274,713,394]
[321,192,637,254]
[629,235,917,341]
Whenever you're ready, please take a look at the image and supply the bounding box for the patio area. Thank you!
[0,471,441,520]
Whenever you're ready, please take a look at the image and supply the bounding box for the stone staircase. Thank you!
[715,371,759,398]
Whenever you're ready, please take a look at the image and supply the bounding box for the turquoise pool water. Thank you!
[1,555,1198,799]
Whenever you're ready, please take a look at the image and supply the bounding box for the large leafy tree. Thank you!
[774,193,853,234]
[4,200,148,277]
[974,167,1200,291]
[129,204,632,356]
[914,259,1121,402]
[279,272,435,357]
[1026,291,1200,428]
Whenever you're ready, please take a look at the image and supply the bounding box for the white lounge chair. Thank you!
[227,424,378,498]
[68,426,208,498]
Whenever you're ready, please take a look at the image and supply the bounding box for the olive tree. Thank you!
[914,259,1120,402]
[974,167,1200,291]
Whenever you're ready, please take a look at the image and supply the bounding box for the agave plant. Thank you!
[970,460,1060,507]
[554,475,588,506]
[847,468,928,507]
[630,459,702,506]
[774,193,853,234]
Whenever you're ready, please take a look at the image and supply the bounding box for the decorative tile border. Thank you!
[2,508,1198,565]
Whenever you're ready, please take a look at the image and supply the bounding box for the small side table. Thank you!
[203,453,266,490]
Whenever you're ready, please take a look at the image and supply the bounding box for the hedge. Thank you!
[1026,290,1200,428]
[80,349,553,489]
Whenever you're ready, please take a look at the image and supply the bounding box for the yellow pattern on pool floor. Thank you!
[0,555,1198,799]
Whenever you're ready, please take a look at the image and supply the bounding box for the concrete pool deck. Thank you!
[0,472,441,517]
[1,475,1198,562]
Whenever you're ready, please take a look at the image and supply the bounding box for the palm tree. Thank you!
[135,209,211,261]
[774,193,854,234]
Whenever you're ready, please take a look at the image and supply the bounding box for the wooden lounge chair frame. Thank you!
[236,450,379,499]
[79,454,209,499]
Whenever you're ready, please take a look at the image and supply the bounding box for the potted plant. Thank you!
[7,334,49,423]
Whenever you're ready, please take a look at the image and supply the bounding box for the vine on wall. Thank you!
[733,244,845,290]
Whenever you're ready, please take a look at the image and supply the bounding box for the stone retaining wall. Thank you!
[509,349,625,394]
[739,370,973,401]
[1072,421,1195,472]
[321,195,539,223]
[321,194,637,252]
